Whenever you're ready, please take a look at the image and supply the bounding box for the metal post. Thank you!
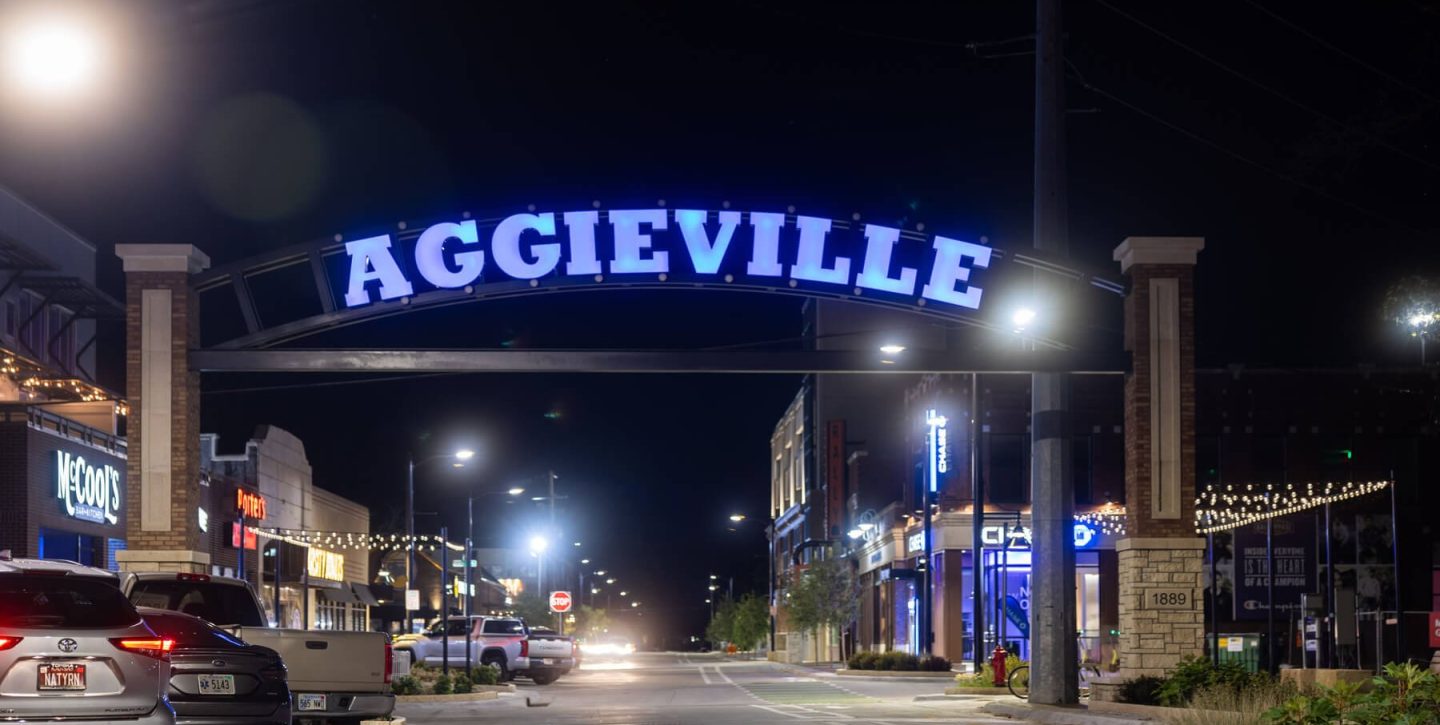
[1324,502,1335,669]
[237,514,245,584]
[971,373,985,672]
[407,456,416,632]
[1030,0,1076,704]
[1208,530,1219,666]
[272,542,281,627]
[922,486,933,655]
[1387,473,1403,662]
[1266,516,1275,672]
[441,525,449,678]
[465,496,473,677]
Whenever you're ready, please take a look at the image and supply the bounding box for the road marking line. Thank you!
[698,665,713,685]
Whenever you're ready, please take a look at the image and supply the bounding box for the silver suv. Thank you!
[0,557,174,724]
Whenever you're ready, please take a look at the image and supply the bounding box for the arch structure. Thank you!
[191,205,1125,354]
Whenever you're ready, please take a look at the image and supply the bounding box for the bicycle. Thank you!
[1006,660,1103,699]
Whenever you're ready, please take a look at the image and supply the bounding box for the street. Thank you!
[397,653,1008,724]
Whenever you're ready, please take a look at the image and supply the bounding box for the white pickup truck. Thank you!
[122,572,396,723]
[394,615,574,685]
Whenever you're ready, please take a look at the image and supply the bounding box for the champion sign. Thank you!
[341,209,993,312]
[55,451,121,525]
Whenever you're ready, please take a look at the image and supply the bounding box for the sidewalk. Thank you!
[982,701,1161,723]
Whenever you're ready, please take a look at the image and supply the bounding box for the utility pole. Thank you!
[440,524,450,678]
[465,497,474,677]
[970,373,985,673]
[406,456,416,632]
[1029,0,1078,705]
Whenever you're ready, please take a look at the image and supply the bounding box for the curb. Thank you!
[946,686,1011,695]
[982,701,1158,723]
[836,669,955,679]
[396,691,500,703]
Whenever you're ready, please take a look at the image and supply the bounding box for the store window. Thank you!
[317,598,345,630]
[38,528,97,566]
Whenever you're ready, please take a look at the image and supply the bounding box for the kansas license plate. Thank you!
[197,674,236,696]
[297,693,327,712]
[38,663,86,691]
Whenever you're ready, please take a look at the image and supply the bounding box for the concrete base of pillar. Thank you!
[115,549,211,574]
[1116,537,1205,679]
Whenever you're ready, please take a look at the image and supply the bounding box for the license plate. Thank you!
[541,658,553,665]
[297,693,327,712]
[38,663,86,691]
[197,674,236,696]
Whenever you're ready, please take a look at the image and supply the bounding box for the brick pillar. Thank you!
[1113,237,1205,680]
[114,245,211,574]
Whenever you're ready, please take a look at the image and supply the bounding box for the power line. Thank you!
[1240,0,1440,106]
[1075,78,1428,235]
[1091,0,1440,173]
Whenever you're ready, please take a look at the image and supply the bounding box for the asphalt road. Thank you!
[396,652,1010,724]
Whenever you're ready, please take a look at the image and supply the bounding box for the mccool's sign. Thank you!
[55,451,122,525]
[342,209,993,311]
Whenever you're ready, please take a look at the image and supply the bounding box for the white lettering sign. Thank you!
[341,209,992,312]
[55,451,122,525]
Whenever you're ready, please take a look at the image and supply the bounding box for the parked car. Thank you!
[0,557,175,724]
[122,572,395,722]
[396,615,524,680]
[138,607,290,725]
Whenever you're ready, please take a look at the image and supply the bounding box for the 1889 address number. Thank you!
[1142,589,1195,610]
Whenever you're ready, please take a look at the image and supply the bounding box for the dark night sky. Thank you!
[1,1,1436,641]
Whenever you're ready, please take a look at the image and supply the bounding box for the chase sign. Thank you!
[341,208,993,312]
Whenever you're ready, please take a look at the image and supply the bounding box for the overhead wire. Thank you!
[1091,0,1440,174]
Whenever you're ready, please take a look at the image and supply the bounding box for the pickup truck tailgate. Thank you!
[235,627,389,692]
[526,634,573,660]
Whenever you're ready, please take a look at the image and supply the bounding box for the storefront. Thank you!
[860,509,1119,664]
[0,405,128,568]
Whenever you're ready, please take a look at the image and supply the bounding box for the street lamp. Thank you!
[529,535,548,595]
[1012,306,1037,331]
[406,448,475,628]
[728,514,746,523]
[4,13,105,99]
[507,486,525,496]
[879,344,906,355]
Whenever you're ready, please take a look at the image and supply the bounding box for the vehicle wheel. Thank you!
[531,673,557,685]
[481,653,509,682]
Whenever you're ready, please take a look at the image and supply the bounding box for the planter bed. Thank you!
[837,668,955,678]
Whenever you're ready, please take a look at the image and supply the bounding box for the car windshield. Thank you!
[140,611,246,649]
[127,580,266,627]
[0,576,140,629]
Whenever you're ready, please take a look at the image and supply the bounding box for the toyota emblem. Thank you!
[57,638,78,653]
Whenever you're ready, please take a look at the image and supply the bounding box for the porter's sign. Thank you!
[342,209,993,311]
[55,451,122,525]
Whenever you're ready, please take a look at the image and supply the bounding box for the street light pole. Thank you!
[465,497,474,678]
[440,525,450,679]
[406,456,416,632]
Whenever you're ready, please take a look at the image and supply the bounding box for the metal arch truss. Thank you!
[190,208,1129,368]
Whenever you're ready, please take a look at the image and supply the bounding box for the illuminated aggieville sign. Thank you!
[55,451,122,525]
[341,209,994,311]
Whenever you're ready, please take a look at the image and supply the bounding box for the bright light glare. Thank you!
[594,570,606,576]
[859,522,876,531]
[728,514,746,522]
[580,641,634,657]
[528,535,548,553]
[847,528,864,539]
[879,344,906,355]
[581,559,590,564]
[1409,312,1434,327]
[1012,307,1037,329]
[6,16,104,98]
[454,449,475,460]
[605,578,615,584]
[508,487,525,496]
[573,541,582,547]
[631,602,639,608]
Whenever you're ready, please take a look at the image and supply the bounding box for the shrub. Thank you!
[878,651,919,671]
[1118,675,1165,705]
[1157,656,1252,706]
[919,656,951,672]
[431,674,452,695]
[473,663,500,686]
[847,651,880,670]
[391,675,421,696]
[451,671,473,694]
[1261,662,1440,725]
[1170,680,1297,725]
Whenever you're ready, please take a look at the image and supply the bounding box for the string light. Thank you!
[1,346,125,413]
[254,527,465,552]
[1193,480,1391,534]
[1074,503,1127,536]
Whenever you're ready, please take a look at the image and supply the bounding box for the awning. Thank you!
[351,583,381,607]
[318,586,361,604]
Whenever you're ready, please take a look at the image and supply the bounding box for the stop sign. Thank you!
[549,591,573,613]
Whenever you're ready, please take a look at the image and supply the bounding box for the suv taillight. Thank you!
[0,637,21,651]
[519,639,529,657]
[383,644,393,684]
[111,637,174,660]
[176,573,211,582]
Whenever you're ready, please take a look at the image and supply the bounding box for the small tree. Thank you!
[510,594,554,627]
[706,598,736,648]
[730,593,770,653]
[785,555,860,662]
[575,605,610,639]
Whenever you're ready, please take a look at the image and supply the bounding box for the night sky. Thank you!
[1,1,1436,642]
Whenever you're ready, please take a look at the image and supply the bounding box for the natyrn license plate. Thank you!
[38,663,86,691]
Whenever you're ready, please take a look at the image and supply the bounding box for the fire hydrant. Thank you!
[991,645,1008,687]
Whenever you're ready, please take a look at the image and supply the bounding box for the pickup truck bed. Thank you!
[234,627,395,719]
[521,631,575,685]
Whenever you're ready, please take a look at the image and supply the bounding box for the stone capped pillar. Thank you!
[114,245,211,574]
[1113,237,1205,680]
